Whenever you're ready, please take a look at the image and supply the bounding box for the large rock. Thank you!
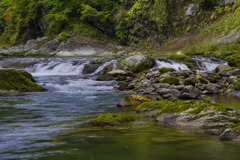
[0,69,46,92]
[120,55,154,73]
[215,64,231,73]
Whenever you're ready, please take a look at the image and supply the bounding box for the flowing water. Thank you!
[0,57,240,160]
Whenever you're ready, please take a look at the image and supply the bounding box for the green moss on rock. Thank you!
[231,81,240,90]
[136,100,170,112]
[159,67,175,74]
[157,99,233,116]
[197,75,210,84]
[90,113,135,127]
[0,69,46,92]
[184,78,197,86]
[162,76,179,85]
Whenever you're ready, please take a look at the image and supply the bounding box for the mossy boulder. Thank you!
[136,100,170,112]
[117,94,151,107]
[184,78,198,86]
[0,69,46,92]
[159,67,175,74]
[162,76,179,85]
[90,113,135,127]
[120,55,154,73]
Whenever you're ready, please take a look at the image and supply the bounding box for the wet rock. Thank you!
[170,89,181,98]
[179,93,195,99]
[108,70,126,76]
[158,88,171,95]
[170,85,185,91]
[218,129,239,141]
[205,83,219,94]
[118,82,128,91]
[160,83,171,88]
[82,56,116,74]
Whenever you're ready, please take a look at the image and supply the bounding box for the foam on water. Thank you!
[192,56,228,71]
[26,58,92,76]
[152,58,189,71]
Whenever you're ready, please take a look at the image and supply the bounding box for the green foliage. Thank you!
[0,0,38,45]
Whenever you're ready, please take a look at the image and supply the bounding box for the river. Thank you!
[0,57,240,160]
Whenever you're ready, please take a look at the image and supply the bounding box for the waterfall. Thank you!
[192,57,228,71]
[25,58,92,76]
[152,58,189,71]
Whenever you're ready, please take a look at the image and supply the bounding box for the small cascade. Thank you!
[192,57,228,71]
[152,58,189,71]
[26,58,92,76]
[92,59,118,75]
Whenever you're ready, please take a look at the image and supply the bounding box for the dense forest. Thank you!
[0,0,240,64]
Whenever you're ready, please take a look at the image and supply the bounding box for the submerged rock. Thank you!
[0,69,46,92]
[90,113,135,127]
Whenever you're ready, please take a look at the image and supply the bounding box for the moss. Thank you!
[233,123,240,130]
[136,100,170,112]
[231,81,240,90]
[0,69,46,92]
[18,70,36,82]
[197,75,210,84]
[117,76,127,81]
[184,78,197,86]
[162,76,179,85]
[90,113,135,127]
[156,99,233,116]
[157,100,192,115]
[167,53,193,62]
[124,94,151,106]
[159,67,175,74]
[213,75,222,80]
[224,67,233,71]
[178,72,187,77]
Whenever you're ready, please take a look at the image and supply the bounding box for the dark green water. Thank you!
[0,58,240,160]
